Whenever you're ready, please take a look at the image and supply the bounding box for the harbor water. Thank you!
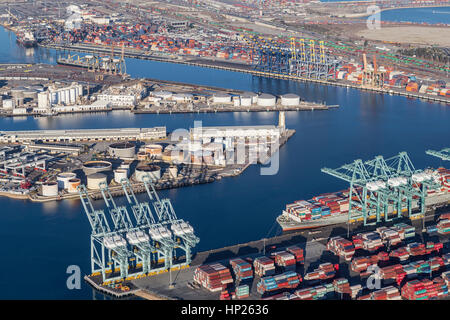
[0,27,449,299]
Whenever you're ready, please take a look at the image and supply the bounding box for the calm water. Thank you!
[380,6,450,24]
[0,27,449,299]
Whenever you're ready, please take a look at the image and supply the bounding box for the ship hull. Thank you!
[16,39,37,48]
[277,193,450,232]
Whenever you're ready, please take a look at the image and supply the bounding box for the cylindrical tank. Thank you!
[67,178,81,193]
[212,93,231,104]
[87,173,107,190]
[114,169,128,183]
[57,172,77,190]
[41,182,58,197]
[168,166,178,179]
[82,161,112,175]
[280,93,300,106]
[108,142,135,159]
[144,144,163,156]
[119,163,130,172]
[257,93,276,107]
[2,99,14,109]
[135,165,161,182]
[240,93,253,107]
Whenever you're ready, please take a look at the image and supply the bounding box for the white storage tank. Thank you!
[168,166,178,179]
[257,93,276,107]
[41,182,58,197]
[67,178,81,193]
[57,172,77,190]
[240,92,255,107]
[280,93,300,106]
[135,165,161,182]
[212,93,231,104]
[114,169,128,183]
[2,99,14,109]
[87,173,107,190]
[144,144,163,156]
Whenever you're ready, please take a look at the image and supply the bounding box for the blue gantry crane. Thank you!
[244,35,339,80]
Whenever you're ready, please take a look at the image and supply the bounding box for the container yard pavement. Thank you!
[128,207,449,300]
[357,27,450,47]
[131,240,328,300]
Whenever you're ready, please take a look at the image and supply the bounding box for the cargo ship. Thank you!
[16,32,37,48]
[277,168,450,231]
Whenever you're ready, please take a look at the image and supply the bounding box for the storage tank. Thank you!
[144,144,163,156]
[82,161,112,175]
[212,93,231,104]
[135,165,161,182]
[87,173,107,190]
[119,163,130,173]
[280,93,300,106]
[41,182,58,197]
[240,93,254,107]
[114,169,128,183]
[2,99,14,109]
[57,172,77,190]
[67,178,81,194]
[257,93,276,107]
[108,142,135,159]
[168,166,178,179]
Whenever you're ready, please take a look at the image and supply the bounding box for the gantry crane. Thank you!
[426,148,450,161]
[120,177,174,272]
[321,152,441,227]
[244,35,339,80]
[78,185,129,282]
[142,175,199,266]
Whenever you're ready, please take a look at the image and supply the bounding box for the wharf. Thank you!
[134,103,334,115]
[42,43,450,105]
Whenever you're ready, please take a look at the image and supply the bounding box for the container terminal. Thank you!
[78,147,450,300]
[0,0,448,104]
[0,113,294,202]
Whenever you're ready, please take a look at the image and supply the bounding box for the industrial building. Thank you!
[0,127,167,143]
[190,125,282,142]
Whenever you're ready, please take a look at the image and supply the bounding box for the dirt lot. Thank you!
[357,26,450,47]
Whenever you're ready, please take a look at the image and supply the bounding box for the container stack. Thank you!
[406,242,426,256]
[426,224,438,235]
[253,257,275,277]
[235,285,250,299]
[286,246,304,264]
[256,271,301,295]
[333,278,351,295]
[294,283,334,300]
[390,247,410,261]
[350,256,378,273]
[229,258,253,282]
[441,271,450,287]
[425,241,443,254]
[401,278,449,300]
[372,286,402,300]
[437,218,450,235]
[378,264,406,281]
[376,227,402,246]
[361,232,384,252]
[327,236,355,261]
[304,262,336,280]
[349,284,362,299]
[393,223,416,239]
[273,251,297,271]
[193,263,233,292]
